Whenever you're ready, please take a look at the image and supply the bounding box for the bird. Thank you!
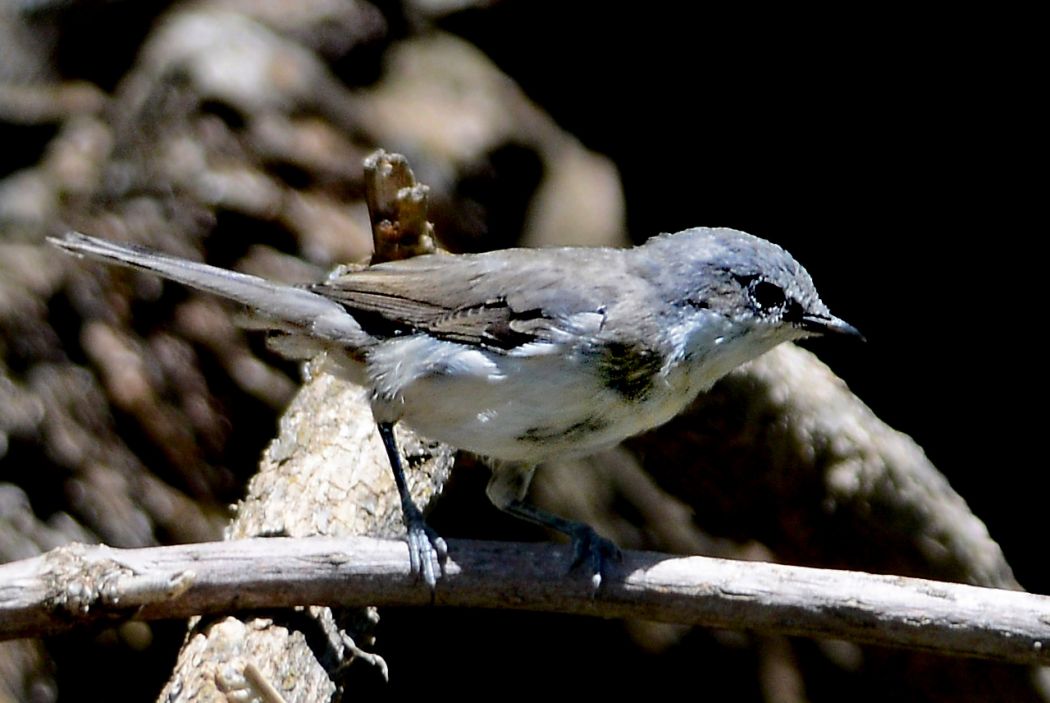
[50,227,860,589]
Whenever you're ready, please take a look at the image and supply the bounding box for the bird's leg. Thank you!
[486,464,622,590]
[377,421,447,590]
[502,500,623,589]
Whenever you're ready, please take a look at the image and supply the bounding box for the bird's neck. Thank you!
[666,313,791,395]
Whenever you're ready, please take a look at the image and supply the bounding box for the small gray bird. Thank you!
[50,227,860,589]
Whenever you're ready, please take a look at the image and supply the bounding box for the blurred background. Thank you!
[0,1,1041,701]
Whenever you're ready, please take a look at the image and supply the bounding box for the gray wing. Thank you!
[309,247,628,350]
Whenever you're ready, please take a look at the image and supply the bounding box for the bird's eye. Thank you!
[748,279,786,312]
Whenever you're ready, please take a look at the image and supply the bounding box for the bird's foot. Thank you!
[567,524,622,591]
[403,506,447,591]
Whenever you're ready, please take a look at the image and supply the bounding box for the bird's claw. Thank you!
[568,525,622,591]
[405,511,447,591]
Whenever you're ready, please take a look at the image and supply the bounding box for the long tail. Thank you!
[50,232,366,345]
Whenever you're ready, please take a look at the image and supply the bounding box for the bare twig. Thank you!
[2,538,1048,666]
[363,149,438,263]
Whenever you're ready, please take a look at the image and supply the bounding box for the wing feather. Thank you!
[308,248,626,350]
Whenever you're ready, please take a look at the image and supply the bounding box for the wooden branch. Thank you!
[2,537,1048,666]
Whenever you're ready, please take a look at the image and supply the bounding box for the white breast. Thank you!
[366,334,701,463]
[364,310,795,464]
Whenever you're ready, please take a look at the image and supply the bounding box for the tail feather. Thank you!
[50,232,367,345]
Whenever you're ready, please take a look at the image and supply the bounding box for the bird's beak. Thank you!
[800,313,865,341]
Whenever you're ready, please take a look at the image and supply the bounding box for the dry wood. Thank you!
[2,537,1048,667]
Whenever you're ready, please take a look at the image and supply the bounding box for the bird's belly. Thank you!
[395,353,690,463]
